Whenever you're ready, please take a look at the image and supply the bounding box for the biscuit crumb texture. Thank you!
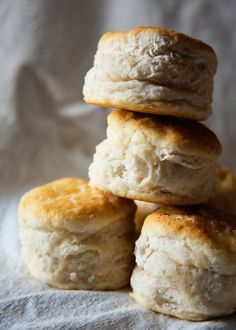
[20,218,134,290]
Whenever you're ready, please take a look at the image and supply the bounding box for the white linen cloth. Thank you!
[1,0,236,328]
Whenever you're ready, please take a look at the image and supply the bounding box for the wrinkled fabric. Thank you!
[0,0,236,329]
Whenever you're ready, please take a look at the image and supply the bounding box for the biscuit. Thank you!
[83,26,217,121]
[131,205,236,320]
[89,110,221,205]
[134,201,159,235]
[207,165,236,215]
[18,178,136,290]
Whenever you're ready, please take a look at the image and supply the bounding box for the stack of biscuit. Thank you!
[83,26,236,321]
[84,26,221,208]
[18,26,236,321]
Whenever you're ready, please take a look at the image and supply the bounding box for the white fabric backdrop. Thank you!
[1,0,236,329]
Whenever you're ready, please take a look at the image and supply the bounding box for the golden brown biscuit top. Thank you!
[109,110,221,158]
[99,26,217,64]
[18,178,136,231]
[144,205,236,254]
